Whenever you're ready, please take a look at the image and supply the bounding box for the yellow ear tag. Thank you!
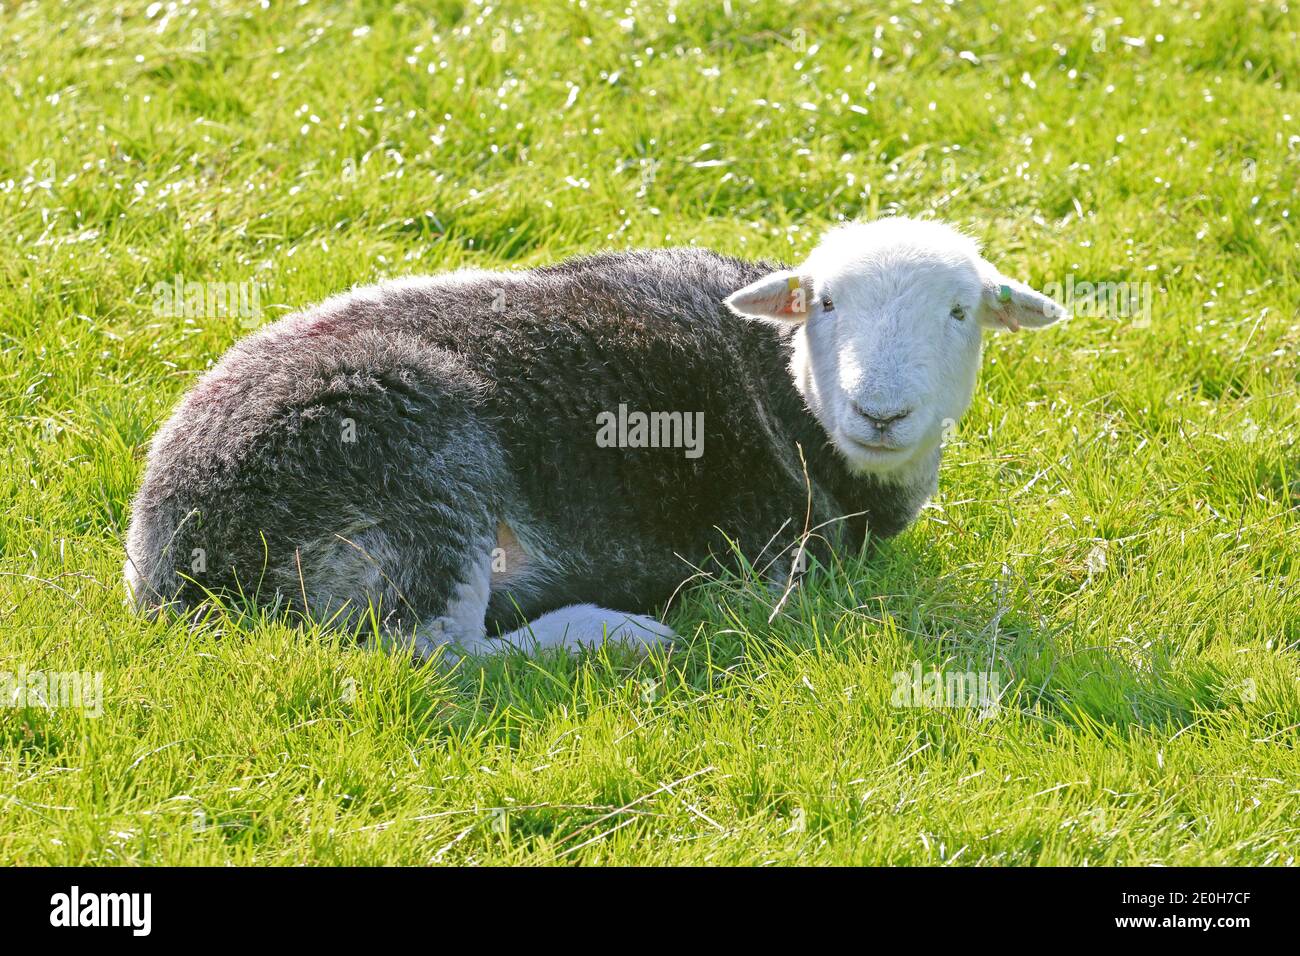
[786,274,807,313]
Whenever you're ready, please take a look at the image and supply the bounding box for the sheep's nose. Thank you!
[854,403,912,430]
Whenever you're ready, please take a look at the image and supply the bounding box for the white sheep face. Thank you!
[725,218,1066,478]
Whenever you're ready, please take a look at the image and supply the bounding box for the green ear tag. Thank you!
[787,275,802,291]
[998,284,1013,304]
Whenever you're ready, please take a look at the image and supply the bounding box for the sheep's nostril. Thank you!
[854,403,912,429]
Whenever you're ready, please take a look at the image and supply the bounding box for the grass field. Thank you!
[1,0,1297,866]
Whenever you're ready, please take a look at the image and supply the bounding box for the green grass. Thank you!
[1,0,1298,865]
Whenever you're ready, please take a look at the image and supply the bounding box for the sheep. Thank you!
[124,216,1065,659]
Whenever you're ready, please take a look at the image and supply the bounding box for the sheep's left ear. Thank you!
[977,262,1067,332]
[724,270,816,324]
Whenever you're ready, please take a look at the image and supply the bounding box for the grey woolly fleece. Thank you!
[125,247,934,636]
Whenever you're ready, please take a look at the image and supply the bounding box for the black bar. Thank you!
[0,866,1285,940]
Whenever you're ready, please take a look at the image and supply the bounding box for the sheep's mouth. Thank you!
[837,432,919,474]
[842,434,908,454]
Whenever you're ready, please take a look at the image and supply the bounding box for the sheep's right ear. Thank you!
[977,261,1067,332]
[725,271,815,324]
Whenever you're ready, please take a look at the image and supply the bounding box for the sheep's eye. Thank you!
[950,304,966,321]
[821,294,834,311]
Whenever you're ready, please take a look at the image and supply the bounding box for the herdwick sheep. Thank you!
[124,217,1065,659]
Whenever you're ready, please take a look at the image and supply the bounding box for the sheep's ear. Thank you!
[724,271,815,324]
[977,262,1067,332]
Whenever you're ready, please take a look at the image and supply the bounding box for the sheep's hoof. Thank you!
[607,613,677,651]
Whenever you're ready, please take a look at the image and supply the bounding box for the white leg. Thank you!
[494,603,676,654]
[384,540,495,662]
[381,539,675,662]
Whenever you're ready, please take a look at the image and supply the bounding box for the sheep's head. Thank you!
[725,217,1065,478]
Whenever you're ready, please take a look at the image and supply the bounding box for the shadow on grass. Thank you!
[658,532,1242,742]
